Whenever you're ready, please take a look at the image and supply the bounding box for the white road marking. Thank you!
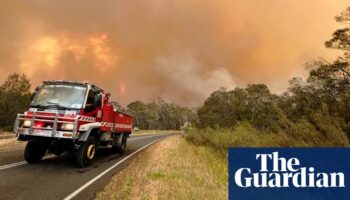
[63,137,164,200]
[0,161,26,170]
[0,155,55,171]
[128,134,169,141]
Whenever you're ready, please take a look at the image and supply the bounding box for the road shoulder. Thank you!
[95,135,227,200]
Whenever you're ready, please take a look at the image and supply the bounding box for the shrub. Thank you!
[186,119,349,156]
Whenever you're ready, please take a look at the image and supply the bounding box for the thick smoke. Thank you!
[0,0,347,107]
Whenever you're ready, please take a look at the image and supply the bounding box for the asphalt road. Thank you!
[0,133,175,200]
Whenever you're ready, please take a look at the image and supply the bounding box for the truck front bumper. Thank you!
[16,128,77,140]
[13,111,79,140]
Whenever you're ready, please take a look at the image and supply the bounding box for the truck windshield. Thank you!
[31,84,87,109]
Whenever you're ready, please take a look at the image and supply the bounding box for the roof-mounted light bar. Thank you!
[42,80,103,92]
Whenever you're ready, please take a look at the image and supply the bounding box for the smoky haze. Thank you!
[0,0,348,107]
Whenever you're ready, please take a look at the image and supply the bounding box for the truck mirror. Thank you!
[31,86,41,101]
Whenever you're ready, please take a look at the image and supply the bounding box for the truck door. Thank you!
[84,89,102,117]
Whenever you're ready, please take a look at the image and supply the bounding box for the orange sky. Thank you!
[0,0,348,107]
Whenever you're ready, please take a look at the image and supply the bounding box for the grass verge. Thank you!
[185,121,349,156]
[0,132,24,150]
[0,138,23,150]
[95,135,227,200]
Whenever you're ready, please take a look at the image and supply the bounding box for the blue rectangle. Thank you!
[229,148,350,200]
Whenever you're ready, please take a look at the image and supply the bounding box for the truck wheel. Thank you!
[76,136,96,168]
[24,139,47,163]
[112,137,127,154]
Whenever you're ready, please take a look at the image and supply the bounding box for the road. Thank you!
[0,133,175,200]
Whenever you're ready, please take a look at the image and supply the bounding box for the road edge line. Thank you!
[0,161,26,170]
[0,154,55,171]
[128,134,170,141]
[63,137,165,200]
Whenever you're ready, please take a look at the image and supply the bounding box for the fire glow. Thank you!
[1,0,349,106]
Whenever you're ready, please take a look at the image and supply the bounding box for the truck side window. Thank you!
[86,90,96,106]
[85,90,101,113]
[94,94,102,107]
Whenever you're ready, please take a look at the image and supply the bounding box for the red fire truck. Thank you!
[13,81,133,167]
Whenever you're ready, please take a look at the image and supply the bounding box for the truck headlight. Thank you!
[61,123,74,130]
[23,120,32,127]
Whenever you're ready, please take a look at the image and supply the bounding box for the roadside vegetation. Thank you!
[0,138,23,150]
[126,99,196,130]
[186,6,350,152]
[96,135,227,200]
[0,74,31,131]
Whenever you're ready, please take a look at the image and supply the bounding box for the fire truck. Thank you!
[13,81,133,167]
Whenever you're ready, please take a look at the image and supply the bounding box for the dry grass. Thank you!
[0,138,24,150]
[0,132,24,150]
[0,131,12,135]
[95,135,227,200]
[186,121,349,157]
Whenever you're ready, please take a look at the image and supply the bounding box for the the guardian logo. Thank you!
[229,148,350,200]
[234,152,345,188]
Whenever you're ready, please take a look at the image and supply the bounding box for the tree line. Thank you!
[187,6,350,149]
[0,74,31,130]
[127,99,195,130]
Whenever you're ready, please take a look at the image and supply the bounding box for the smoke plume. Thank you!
[0,0,348,107]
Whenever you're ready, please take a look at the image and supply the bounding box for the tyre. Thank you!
[112,135,127,154]
[75,136,96,168]
[24,139,47,163]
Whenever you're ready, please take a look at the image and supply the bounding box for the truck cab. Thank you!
[13,81,133,167]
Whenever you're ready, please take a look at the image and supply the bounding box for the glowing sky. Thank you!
[0,0,348,107]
